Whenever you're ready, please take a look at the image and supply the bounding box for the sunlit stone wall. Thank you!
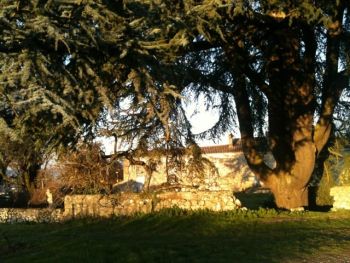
[330,186,350,210]
[0,191,241,222]
[63,191,240,218]
[0,208,63,223]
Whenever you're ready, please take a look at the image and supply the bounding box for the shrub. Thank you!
[316,162,335,206]
[315,138,350,207]
[337,150,350,185]
[52,142,122,195]
[326,138,350,186]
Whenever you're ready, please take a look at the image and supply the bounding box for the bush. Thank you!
[337,150,350,185]
[326,138,350,186]
[47,142,122,195]
[316,162,335,206]
[315,138,350,207]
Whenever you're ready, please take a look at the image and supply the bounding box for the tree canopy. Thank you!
[0,0,350,208]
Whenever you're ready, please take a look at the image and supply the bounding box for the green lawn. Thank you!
[0,209,350,263]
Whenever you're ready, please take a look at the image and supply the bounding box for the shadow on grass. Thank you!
[234,190,276,210]
[308,205,333,212]
[0,210,350,262]
[234,190,333,212]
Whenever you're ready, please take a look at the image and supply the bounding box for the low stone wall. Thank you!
[0,208,63,223]
[0,191,240,222]
[63,191,240,218]
[330,186,350,210]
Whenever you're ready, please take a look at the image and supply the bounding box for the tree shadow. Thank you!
[73,212,350,263]
[234,188,276,209]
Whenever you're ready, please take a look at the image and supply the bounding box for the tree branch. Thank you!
[314,71,349,153]
[231,76,272,181]
[314,4,346,154]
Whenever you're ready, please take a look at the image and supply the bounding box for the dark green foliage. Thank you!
[0,1,189,188]
[0,1,349,147]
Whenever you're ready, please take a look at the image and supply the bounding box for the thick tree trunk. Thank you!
[23,172,35,193]
[271,184,308,209]
[266,173,308,209]
[21,163,41,194]
[0,160,10,185]
[262,140,316,209]
[0,168,5,185]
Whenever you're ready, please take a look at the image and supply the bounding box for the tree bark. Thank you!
[263,140,316,209]
[267,173,309,209]
[21,163,41,194]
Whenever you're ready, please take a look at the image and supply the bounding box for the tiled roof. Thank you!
[200,144,242,154]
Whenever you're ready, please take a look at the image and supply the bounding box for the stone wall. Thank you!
[330,186,350,210]
[0,191,241,222]
[0,208,63,223]
[63,191,240,218]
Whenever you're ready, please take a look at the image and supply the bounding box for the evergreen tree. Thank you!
[132,0,350,209]
[0,1,185,191]
[1,1,350,209]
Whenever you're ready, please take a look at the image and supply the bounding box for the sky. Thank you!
[184,97,237,146]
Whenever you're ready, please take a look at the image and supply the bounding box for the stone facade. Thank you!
[120,137,260,193]
[198,152,258,191]
[330,186,350,210]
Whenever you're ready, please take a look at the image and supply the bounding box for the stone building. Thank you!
[115,135,260,193]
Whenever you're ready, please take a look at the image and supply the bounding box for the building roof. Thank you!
[200,144,242,154]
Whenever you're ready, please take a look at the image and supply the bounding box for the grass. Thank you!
[0,209,350,262]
